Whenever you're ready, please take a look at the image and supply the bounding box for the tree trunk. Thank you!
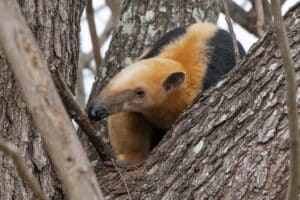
[0,0,84,199]
[91,1,300,200]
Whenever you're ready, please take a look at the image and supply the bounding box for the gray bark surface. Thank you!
[93,2,300,200]
[0,0,84,199]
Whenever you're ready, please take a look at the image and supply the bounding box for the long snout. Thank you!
[87,100,109,121]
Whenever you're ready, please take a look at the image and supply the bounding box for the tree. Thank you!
[0,0,86,199]
[89,1,300,199]
[0,0,299,199]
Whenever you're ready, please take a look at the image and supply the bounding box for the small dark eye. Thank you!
[135,88,145,98]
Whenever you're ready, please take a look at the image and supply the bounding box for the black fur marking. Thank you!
[203,29,246,90]
[141,27,187,59]
[145,27,246,150]
[150,128,166,150]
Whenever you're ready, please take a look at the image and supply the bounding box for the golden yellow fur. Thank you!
[160,23,217,92]
[108,112,153,164]
[147,23,217,128]
[96,22,218,164]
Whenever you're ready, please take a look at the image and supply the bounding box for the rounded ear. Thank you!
[162,72,185,93]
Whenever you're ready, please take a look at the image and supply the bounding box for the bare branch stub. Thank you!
[220,0,241,63]
[271,0,300,199]
[0,137,47,200]
[49,65,114,160]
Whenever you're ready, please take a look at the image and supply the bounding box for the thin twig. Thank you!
[220,0,257,37]
[254,0,265,37]
[86,0,102,74]
[271,0,300,199]
[79,0,120,76]
[261,1,273,26]
[98,15,115,48]
[221,0,273,38]
[79,14,115,74]
[49,65,114,160]
[0,137,47,200]
[76,63,86,107]
[79,52,96,73]
[77,1,119,105]
[111,159,132,200]
[81,4,106,21]
[220,0,241,63]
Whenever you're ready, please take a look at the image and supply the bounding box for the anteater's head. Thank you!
[87,58,187,128]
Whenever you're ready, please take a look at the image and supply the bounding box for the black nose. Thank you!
[87,101,108,121]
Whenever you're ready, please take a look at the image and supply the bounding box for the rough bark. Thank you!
[91,2,300,200]
[0,0,85,199]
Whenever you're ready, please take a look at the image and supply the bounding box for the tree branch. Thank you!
[222,0,273,38]
[77,0,120,103]
[49,64,114,160]
[81,4,106,21]
[261,0,273,26]
[86,0,102,74]
[0,1,104,199]
[271,0,300,199]
[79,13,115,74]
[0,137,47,200]
[79,0,120,72]
[220,0,241,63]
[254,0,265,37]
[221,0,258,36]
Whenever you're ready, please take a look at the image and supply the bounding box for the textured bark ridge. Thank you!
[97,4,300,200]
[0,0,84,199]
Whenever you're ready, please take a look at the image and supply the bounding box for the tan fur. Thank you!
[147,23,217,128]
[108,112,153,164]
[97,22,218,164]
